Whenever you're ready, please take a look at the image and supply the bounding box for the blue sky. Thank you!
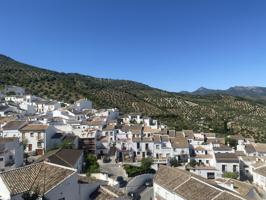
[0,0,266,92]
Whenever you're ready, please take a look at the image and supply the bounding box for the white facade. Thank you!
[33,101,61,114]
[95,109,119,120]
[19,102,36,114]
[74,99,92,111]
[154,182,184,200]
[214,159,239,179]
[45,172,80,200]
[1,122,28,139]
[0,138,23,171]
[22,125,56,155]
[4,96,24,104]
[190,168,218,179]
[253,167,266,191]
[132,140,154,160]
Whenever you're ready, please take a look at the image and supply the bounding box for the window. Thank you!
[37,142,42,148]
[207,172,215,179]
[233,165,237,172]
[30,132,34,137]
[28,144,32,151]
[206,160,209,164]
[145,143,149,150]
[156,145,160,149]
[0,157,3,161]
[137,143,140,149]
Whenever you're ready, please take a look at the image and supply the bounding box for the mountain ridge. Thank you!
[1,54,266,142]
[183,86,266,102]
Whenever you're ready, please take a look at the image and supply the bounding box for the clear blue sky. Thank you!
[1,0,266,92]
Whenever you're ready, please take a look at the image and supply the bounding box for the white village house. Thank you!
[1,121,28,138]
[20,124,57,155]
[0,162,86,200]
[0,137,23,171]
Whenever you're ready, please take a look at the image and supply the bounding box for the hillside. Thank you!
[1,54,266,142]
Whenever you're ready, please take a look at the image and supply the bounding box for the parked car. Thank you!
[144,179,153,187]
[128,185,146,199]
[128,191,141,200]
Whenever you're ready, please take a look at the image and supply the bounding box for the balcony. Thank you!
[154,147,171,154]
[37,138,44,142]
[153,157,168,164]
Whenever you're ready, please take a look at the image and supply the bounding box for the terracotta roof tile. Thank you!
[0,162,75,196]
[20,124,49,132]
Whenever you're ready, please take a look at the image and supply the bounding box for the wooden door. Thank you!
[28,144,32,151]
[36,149,44,155]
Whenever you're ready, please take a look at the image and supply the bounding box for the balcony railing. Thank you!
[153,157,168,164]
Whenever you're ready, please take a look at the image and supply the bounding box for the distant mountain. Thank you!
[188,86,266,102]
[191,87,222,95]
[1,54,266,142]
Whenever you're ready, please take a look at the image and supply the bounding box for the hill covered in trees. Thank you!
[1,54,266,142]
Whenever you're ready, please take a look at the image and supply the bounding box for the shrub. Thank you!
[123,164,156,177]
[223,172,238,179]
[59,140,73,149]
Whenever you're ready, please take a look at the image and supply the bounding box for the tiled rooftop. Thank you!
[154,166,246,200]
[20,124,49,132]
[0,162,75,196]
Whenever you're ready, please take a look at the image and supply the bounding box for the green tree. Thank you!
[225,137,238,148]
[85,154,100,176]
[59,140,73,149]
[169,158,179,167]
[188,160,197,168]
[141,157,153,170]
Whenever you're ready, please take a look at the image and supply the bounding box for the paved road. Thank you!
[99,157,128,179]
[141,187,153,200]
